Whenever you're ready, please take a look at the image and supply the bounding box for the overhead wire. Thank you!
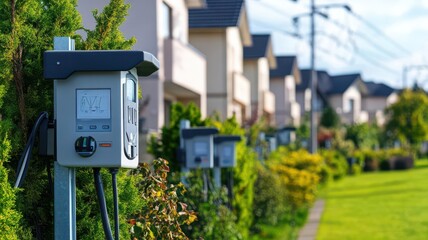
[251,0,403,77]
[350,12,412,55]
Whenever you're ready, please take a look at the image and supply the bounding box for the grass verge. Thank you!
[317,160,428,240]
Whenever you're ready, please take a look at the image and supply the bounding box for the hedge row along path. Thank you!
[317,160,428,240]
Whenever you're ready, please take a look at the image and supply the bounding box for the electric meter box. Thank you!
[182,128,219,169]
[214,135,241,168]
[44,50,159,168]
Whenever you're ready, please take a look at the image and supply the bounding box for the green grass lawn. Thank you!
[317,160,428,240]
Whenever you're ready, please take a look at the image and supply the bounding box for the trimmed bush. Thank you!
[268,148,323,210]
[252,163,287,227]
[320,150,348,181]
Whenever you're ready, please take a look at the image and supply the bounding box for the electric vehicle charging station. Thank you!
[44,50,159,168]
[214,135,241,168]
[43,37,159,240]
[181,127,219,169]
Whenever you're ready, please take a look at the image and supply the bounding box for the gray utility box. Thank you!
[182,128,219,169]
[214,135,241,168]
[44,50,159,168]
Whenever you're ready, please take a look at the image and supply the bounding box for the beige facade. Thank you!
[78,0,207,132]
[267,56,302,128]
[362,93,398,125]
[243,43,276,125]
[78,0,207,162]
[328,84,368,124]
[189,10,252,124]
[271,70,301,127]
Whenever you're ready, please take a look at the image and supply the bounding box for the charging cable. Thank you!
[93,168,114,240]
[15,111,49,188]
[110,168,120,240]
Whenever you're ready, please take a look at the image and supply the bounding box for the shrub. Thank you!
[268,148,322,210]
[320,150,348,180]
[252,163,287,227]
[180,169,242,240]
[129,159,197,240]
[208,117,257,238]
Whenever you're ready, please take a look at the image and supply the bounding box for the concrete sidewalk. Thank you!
[297,200,325,240]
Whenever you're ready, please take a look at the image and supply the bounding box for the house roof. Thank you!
[189,0,244,28]
[270,56,297,77]
[244,34,276,68]
[365,81,396,97]
[328,73,363,94]
[298,69,335,91]
[244,34,270,59]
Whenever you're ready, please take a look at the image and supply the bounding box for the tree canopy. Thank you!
[385,89,428,149]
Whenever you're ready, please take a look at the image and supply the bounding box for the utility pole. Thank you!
[402,65,428,89]
[309,0,317,153]
[293,1,351,154]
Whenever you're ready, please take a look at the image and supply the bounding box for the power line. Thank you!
[255,1,403,60]
[350,12,412,55]
[316,16,401,59]
[251,1,401,77]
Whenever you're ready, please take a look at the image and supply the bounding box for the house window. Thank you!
[161,2,172,39]
[346,99,355,113]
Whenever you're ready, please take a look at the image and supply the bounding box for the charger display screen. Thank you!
[77,89,111,119]
[76,89,111,132]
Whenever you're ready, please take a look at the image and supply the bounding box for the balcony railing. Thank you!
[163,38,206,96]
[233,72,250,107]
[263,90,275,114]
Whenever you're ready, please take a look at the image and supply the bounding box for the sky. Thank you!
[247,0,428,89]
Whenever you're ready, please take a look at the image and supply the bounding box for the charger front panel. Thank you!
[56,70,139,168]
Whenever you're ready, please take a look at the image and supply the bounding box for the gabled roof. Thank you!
[270,56,297,78]
[365,81,396,97]
[244,34,270,59]
[189,0,244,28]
[244,34,276,68]
[297,69,329,104]
[297,69,325,91]
[328,73,363,94]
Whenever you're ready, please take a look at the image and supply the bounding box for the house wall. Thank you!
[271,77,286,126]
[330,84,362,124]
[296,88,312,115]
[387,92,399,106]
[189,31,228,119]
[244,57,271,121]
[226,27,250,122]
[362,92,398,125]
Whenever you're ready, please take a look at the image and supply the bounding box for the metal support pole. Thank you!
[310,0,318,154]
[180,120,190,185]
[403,66,407,89]
[53,37,76,240]
[213,167,221,188]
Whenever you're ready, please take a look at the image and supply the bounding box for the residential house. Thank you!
[78,0,207,161]
[362,81,398,125]
[243,34,277,125]
[323,73,369,124]
[78,0,207,131]
[296,70,329,121]
[188,0,252,124]
[269,56,301,127]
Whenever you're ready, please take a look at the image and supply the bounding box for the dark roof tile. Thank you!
[189,0,244,28]
[328,73,361,94]
[270,56,296,77]
[244,34,270,59]
[365,81,395,97]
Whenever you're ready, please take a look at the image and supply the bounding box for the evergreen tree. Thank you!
[320,106,340,129]
[0,0,81,238]
[385,89,428,151]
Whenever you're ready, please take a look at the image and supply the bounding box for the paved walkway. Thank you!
[297,200,325,240]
